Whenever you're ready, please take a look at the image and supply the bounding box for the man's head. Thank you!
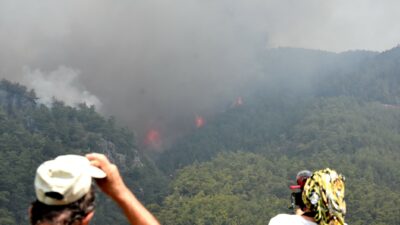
[30,188,95,225]
[289,170,312,211]
[30,155,106,225]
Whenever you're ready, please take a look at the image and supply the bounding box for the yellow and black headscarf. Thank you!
[302,168,346,225]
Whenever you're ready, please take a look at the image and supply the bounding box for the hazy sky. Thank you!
[0,0,399,148]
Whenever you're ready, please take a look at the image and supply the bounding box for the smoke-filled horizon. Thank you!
[1,0,399,149]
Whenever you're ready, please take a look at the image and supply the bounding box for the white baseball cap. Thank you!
[34,155,106,205]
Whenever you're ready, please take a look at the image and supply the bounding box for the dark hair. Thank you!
[291,191,307,210]
[30,188,95,225]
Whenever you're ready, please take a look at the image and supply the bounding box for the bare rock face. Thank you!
[96,138,143,171]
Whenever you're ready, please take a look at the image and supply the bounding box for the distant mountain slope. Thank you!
[255,47,378,96]
[157,47,394,173]
[316,46,400,103]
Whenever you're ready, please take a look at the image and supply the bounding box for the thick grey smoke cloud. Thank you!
[0,0,399,148]
[22,66,102,109]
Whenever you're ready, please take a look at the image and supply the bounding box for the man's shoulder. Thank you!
[268,214,317,225]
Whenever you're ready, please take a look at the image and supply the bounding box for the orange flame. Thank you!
[195,115,205,128]
[144,129,162,148]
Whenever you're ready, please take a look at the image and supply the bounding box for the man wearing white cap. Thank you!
[30,153,160,225]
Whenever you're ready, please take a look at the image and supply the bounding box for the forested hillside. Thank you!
[155,47,400,224]
[0,80,166,225]
[1,46,400,225]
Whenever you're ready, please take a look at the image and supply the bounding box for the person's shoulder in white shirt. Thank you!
[268,214,317,225]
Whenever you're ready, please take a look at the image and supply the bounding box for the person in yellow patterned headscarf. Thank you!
[302,168,346,225]
[268,168,346,225]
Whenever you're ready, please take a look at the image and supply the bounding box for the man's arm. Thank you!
[86,153,160,225]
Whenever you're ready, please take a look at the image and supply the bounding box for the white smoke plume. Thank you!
[22,66,102,109]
